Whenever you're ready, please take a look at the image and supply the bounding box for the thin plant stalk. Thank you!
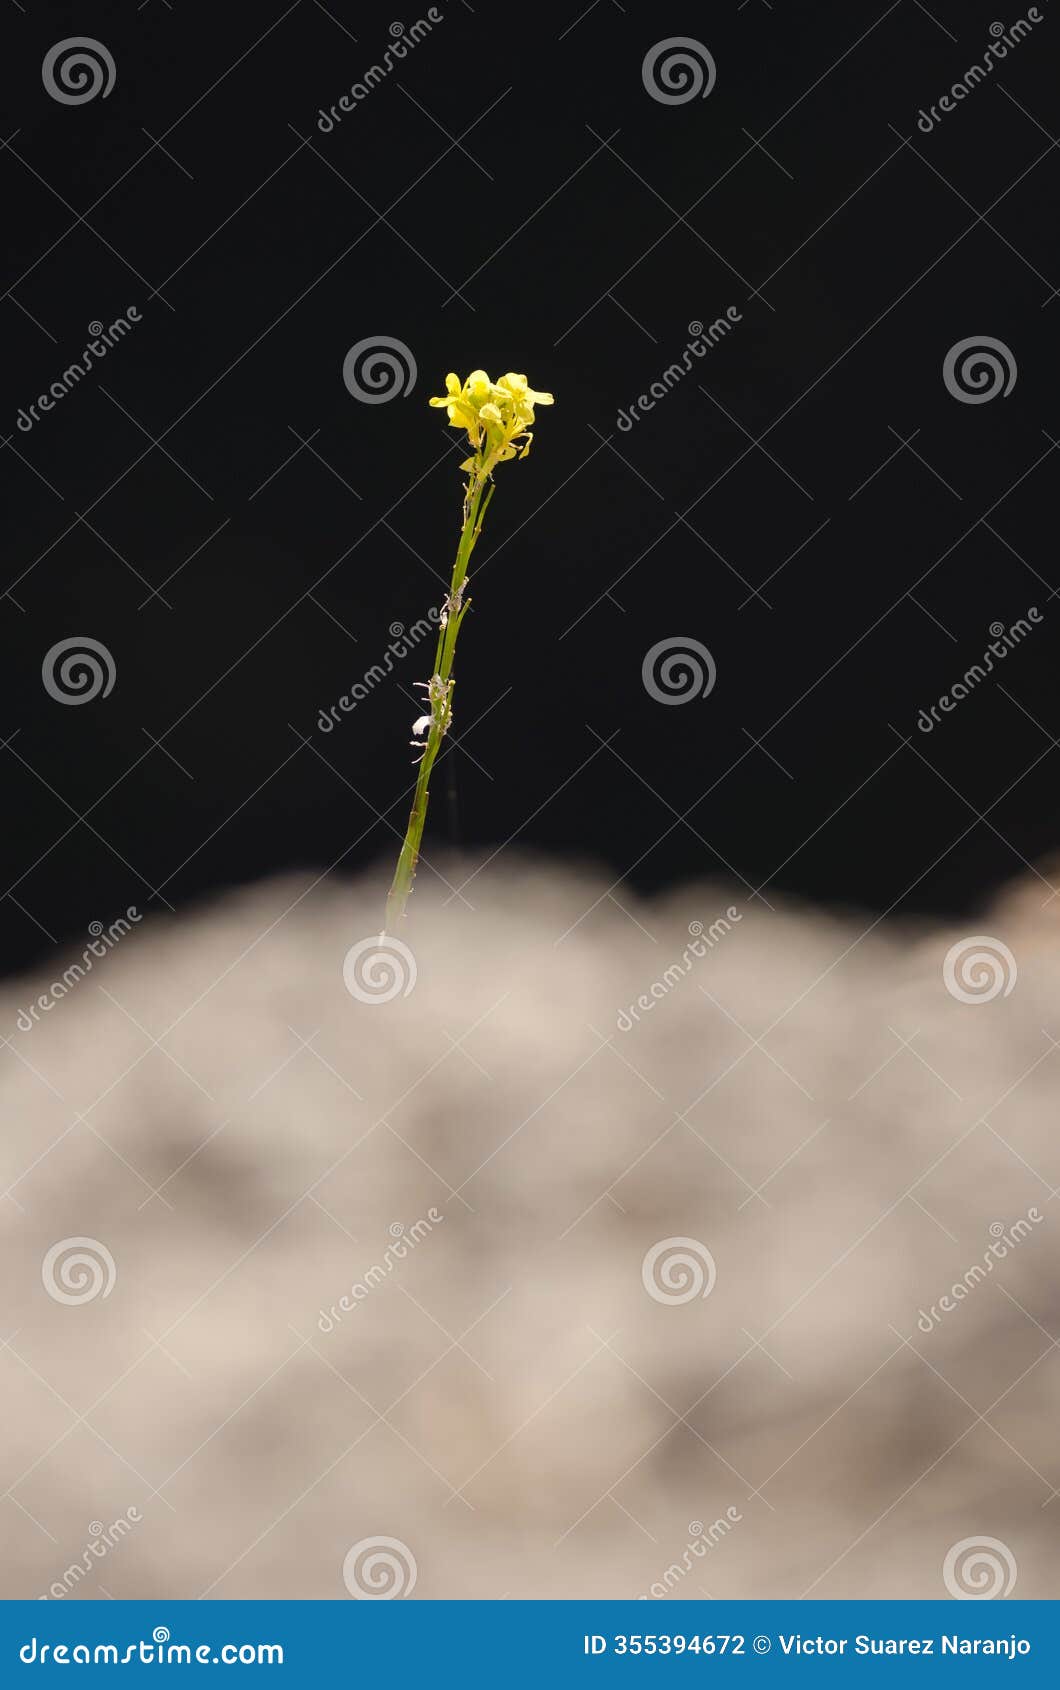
[384,468,494,930]
[383,367,553,930]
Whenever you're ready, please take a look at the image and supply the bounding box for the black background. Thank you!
[2,0,1058,975]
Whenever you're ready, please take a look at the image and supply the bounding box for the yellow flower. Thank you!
[429,368,555,473]
[428,372,480,439]
[496,372,554,409]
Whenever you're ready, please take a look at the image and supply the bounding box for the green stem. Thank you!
[384,463,493,930]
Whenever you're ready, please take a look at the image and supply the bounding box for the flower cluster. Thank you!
[429,369,554,471]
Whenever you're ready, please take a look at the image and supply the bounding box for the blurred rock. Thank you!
[0,857,1056,1600]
